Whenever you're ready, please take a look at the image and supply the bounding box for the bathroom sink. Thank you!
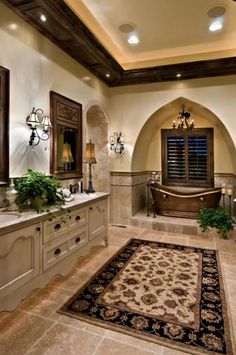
[0,212,20,223]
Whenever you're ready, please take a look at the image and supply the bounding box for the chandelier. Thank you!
[172,104,194,130]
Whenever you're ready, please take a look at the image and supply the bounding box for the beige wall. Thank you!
[0,3,110,178]
[137,97,235,173]
[109,77,236,173]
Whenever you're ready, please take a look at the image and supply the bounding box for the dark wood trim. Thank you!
[50,91,82,180]
[2,0,236,87]
[0,66,9,186]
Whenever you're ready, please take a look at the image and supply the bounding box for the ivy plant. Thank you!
[15,169,65,212]
[197,207,234,239]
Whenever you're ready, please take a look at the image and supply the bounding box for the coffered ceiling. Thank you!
[2,0,236,86]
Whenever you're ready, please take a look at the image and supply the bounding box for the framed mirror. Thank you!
[50,91,82,179]
[0,66,9,186]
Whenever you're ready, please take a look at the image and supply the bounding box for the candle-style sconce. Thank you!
[221,184,226,209]
[227,185,233,217]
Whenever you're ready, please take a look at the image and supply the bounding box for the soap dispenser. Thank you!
[6,178,18,211]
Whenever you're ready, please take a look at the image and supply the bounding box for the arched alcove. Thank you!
[86,105,110,192]
[132,97,236,174]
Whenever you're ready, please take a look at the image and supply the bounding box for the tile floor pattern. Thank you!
[0,225,236,355]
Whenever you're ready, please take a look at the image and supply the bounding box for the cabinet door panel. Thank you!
[0,224,40,297]
[89,200,107,241]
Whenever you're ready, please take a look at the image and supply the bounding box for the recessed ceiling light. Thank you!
[119,23,136,33]
[128,34,139,45]
[8,23,18,30]
[209,20,223,32]
[105,73,110,78]
[40,14,47,22]
[176,73,181,78]
[207,6,226,18]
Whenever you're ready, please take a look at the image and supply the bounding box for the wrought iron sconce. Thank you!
[172,104,194,130]
[110,132,124,154]
[26,107,52,146]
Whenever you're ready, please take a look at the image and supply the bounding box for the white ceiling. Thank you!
[65,0,236,70]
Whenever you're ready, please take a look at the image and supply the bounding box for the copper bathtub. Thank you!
[149,184,222,218]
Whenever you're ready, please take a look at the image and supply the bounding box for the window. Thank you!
[161,128,214,187]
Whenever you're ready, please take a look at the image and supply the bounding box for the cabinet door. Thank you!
[0,224,41,298]
[88,199,107,241]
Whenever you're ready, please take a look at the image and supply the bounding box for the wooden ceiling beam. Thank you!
[2,0,236,86]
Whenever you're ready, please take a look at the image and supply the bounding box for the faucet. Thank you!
[69,181,83,194]
[69,183,78,194]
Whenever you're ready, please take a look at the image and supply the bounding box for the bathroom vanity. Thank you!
[0,192,109,311]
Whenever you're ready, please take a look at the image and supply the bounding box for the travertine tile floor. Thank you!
[0,225,236,355]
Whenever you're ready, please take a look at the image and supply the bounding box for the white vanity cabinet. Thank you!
[0,223,41,310]
[0,193,109,311]
[88,199,108,244]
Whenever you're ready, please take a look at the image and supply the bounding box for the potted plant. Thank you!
[197,207,234,239]
[15,169,64,212]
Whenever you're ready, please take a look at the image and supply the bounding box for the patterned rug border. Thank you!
[58,238,233,355]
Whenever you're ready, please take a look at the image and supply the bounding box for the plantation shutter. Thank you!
[188,136,207,181]
[167,136,185,179]
[162,128,213,187]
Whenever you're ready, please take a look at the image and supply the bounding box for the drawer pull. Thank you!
[36,227,41,232]
[54,248,61,256]
[54,223,61,230]
[75,215,81,221]
[89,207,93,210]
[75,237,81,243]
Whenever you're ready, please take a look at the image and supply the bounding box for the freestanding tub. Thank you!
[149,184,222,218]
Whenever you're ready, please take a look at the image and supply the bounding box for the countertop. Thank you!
[0,192,110,236]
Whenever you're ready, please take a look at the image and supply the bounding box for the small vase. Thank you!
[6,178,18,211]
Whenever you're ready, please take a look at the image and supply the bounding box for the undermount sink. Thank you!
[0,212,20,223]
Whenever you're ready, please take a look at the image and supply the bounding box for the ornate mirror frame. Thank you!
[50,91,82,179]
[0,66,9,186]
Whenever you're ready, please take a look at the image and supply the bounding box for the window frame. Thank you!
[161,128,214,188]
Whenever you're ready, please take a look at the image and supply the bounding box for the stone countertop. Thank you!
[0,192,110,236]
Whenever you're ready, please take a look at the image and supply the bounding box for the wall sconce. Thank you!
[172,104,194,130]
[26,107,52,146]
[110,132,124,154]
[84,140,97,193]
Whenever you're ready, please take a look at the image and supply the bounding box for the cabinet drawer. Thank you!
[69,208,88,229]
[69,228,88,253]
[43,215,69,244]
[43,227,88,271]
[43,239,69,271]
[43,208,88,245]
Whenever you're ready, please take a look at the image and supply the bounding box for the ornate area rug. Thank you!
[59,239,233,354]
